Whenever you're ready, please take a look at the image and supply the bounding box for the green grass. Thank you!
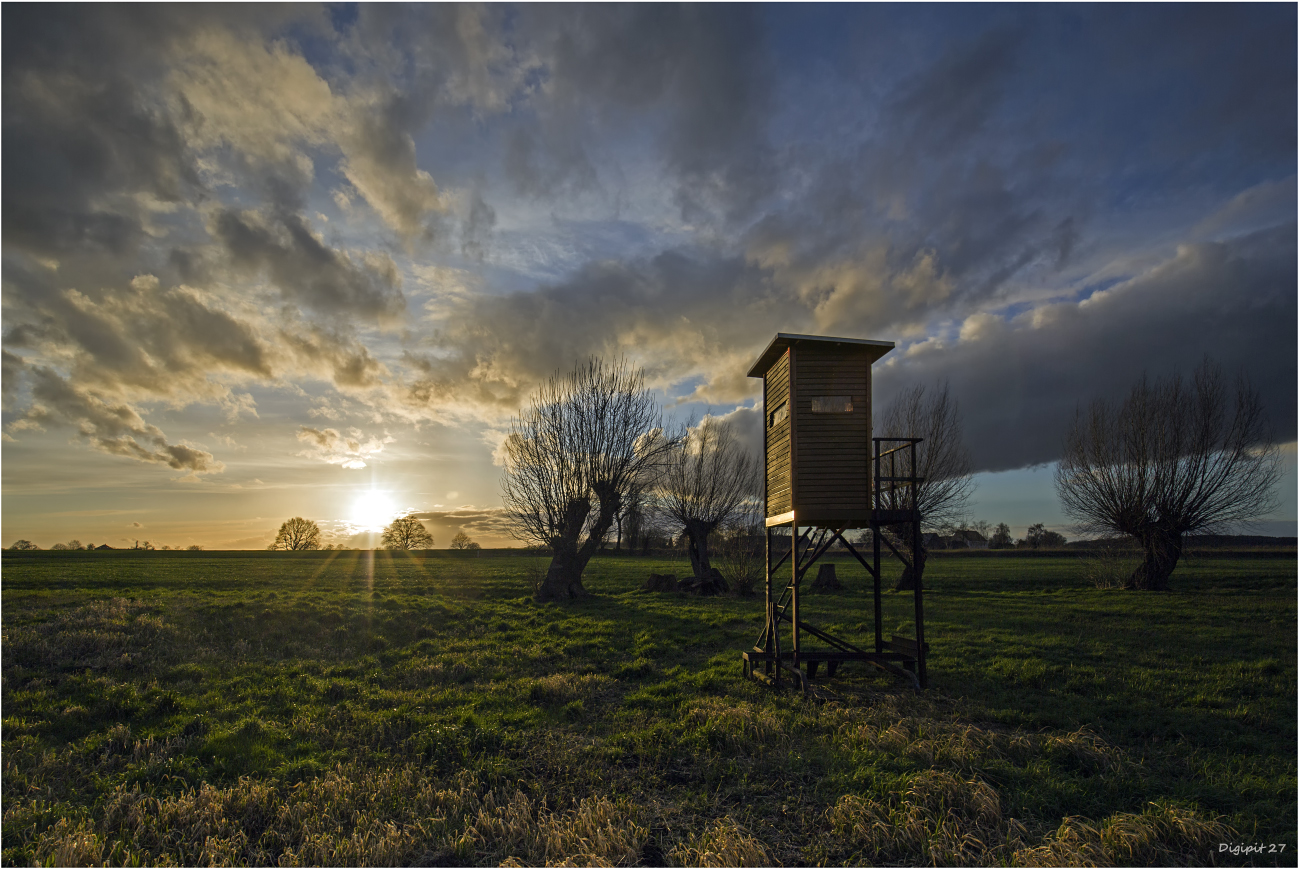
[2,548,1294,866]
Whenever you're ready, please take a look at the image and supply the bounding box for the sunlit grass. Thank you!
[1,548,1294,865]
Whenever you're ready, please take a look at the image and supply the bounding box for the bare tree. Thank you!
[1055,359,1281,591]
[501,357,680,601]
[7,539,39,550]
[875,381,974,590]
[715,496,764,595]
[657,417,760,579]
[449,530,480,550]
[382,515,434,550]
[611,484,651,553]
[271,517,321,551]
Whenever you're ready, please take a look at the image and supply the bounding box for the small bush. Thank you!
[1078,540,1141,589]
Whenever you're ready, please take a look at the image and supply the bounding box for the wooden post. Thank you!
[791,521,800,673]
[764,525,773,677]
[873,525,883,654]
[911,466,927,688]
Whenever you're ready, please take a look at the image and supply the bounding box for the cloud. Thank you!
[276,323,390,390]
[397,250,785,420]
[407,506,515,541]
[2,350,26,406]
[170,15,462,239]
[508,4,775,222]
[170,25,337,169]
[1190,176,1298,242]
[704,404,765,466]
[212,207,406,320]
[1,4,1293,491]
[13,367,224,474]
[3,270,272,405]
[1,9,198,260]
[874,225,1297,473]
[337,98,445,242]
[296,426,394,469]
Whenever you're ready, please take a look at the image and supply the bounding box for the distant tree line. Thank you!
[5,539,204,551]
[264,515,481,552]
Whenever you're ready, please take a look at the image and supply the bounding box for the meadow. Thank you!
[1,547,1294,867]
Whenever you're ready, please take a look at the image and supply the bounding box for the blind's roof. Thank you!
[746,333,895,378]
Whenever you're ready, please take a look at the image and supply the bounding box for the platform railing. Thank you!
[873,437,923,513]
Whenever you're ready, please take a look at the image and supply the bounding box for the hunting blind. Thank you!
[740,333,930,691]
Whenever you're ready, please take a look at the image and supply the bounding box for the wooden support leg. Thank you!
[912,514,927,690]
[873,525,883,654]
[806,660,819,681]
[791,523,800,674]
[827,660,839,678]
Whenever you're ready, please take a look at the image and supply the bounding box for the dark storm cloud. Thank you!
[2,48,192,259]
[2,2,1294,490]
[212,208,406,320]
[0,4,317,261]
[507,4,774,219]
[1078,4,1297,167]
[876,226,1298,473]
[888,25,1023,152]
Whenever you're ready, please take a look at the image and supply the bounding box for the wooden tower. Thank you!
[741,333,929,691]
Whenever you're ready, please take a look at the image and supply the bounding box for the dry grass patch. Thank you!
[491,794,647,867]
[825,772,1232,867]
[1013,800,1233,867]
[825,770,1006,865]
[667,817,772,867]
[529,672,615,707]
[5,598,178,672]
[684,697,789,752]
[14,762,651,867]
[824,691,1122,777]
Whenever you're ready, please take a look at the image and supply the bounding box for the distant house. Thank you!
[95,544,114,550]
[950,530,988,549]
[931,530,989,550]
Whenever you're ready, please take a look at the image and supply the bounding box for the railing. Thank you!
[873,437,924,513]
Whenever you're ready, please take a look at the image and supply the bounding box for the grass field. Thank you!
[2,548,1295,866]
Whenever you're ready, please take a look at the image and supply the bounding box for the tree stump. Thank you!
[811,563,843,592]
[675,568,729,595]
[642,573,678,592]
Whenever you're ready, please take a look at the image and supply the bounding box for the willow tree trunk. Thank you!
[534,494,618,602]
[894,527,928,591]
[537,543,590,601]
[536,499,594,602]
[1128,527,1182,591]
[684,519,719,579]
[895,551,929,590]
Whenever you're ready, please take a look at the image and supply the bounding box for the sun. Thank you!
[350,490,398,532]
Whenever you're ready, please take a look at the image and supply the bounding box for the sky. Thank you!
[2,3,1296,550]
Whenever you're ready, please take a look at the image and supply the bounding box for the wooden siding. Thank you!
[792,344,872,517]
[764,350,792,516]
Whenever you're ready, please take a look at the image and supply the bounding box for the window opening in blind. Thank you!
[811,396,853,413]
